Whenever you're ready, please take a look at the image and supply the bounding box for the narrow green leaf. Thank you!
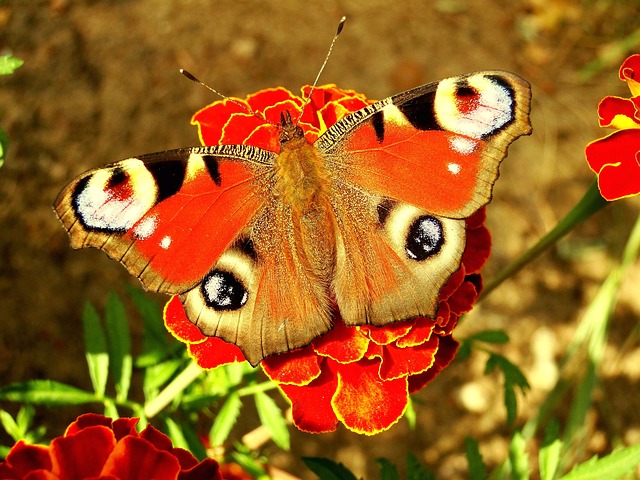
[509,431,530,480]
[0,445,11,458]
[179,421,207,461]
[465,437,487,480]
[485,353,529,424]
[82,302,109,397]
[209,392,242,446]
[406,452,436,480]
[105,292,132,402]
[231,448,269,478]
[0,129,8,168]
[164,417,189,450]
[539,421,562,480]
[103,399,119,420]
[254,391,289,450]
[405,396,416,430]
[302,457,358,480]
[0,55,23,75]
[469,330,509,344]
[0,410,19,440]
[559,444,640,480]
[127,287,169,366]
[143,359,183,399]
[377,457,400,480]
[0,380,98,405]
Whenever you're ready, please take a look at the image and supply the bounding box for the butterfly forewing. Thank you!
[54,146,273,293]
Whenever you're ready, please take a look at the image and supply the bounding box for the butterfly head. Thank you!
[278,110,305,145]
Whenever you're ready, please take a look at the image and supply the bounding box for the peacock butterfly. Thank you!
[54,71,531,366]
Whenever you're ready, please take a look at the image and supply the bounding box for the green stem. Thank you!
[481,181,608,299]
[144,361,203,418]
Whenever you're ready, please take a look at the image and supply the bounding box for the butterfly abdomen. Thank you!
[272,135,337,281]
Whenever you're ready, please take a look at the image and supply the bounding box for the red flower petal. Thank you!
[188,337,246,369]
[395,317,434,348]
[280,367,339,433]
[261,346,322,385]
[180,459,222,480]
[50,426,116,480]
[619,54,640,96]
[332,359,408,434]
[192,100,249,145]
[101,436,181,480]
[585,129,640,200]
[364,321,414,346]
[164,296,206,343]
[462,224,492,274]
[313,319,369,363]
[597,96,640,129]
[408,335,460,393]
[0,441,52,478]
[378,334,439,380]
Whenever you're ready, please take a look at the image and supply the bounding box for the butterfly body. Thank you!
[55,72,531,365]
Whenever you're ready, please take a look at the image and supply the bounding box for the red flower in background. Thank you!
[586,54,640,200]
[0,414,220,480]
[164,85,491,434]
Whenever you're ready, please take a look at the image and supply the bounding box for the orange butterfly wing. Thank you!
[54,146,272,293]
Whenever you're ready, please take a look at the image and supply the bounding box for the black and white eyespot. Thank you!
[201,270,248,311]
[434,73,514,139]
[405,216,444,261]
[72,159,158,233]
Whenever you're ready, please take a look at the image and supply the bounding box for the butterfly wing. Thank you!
[55,144,335,365]
[54,145,273,293]
[318,71,532,326]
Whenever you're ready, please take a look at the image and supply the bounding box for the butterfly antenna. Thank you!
[297,16,347,123]
[179,69,277,127]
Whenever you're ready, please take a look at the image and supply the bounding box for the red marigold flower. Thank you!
[586,54,640,200]
[165,85,491,434]
[0,413,221,480]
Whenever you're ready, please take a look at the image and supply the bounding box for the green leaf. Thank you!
[302,457,358,480]
[539,421,562,480]
[465,437,487,480]
[468,330,509,344]
[164,417,189,450]
[105,292,132,402]
[405,396,416,430]
[0,380,98,406]
[485,353,529,424]
[127,287,169,366]
[179,421,207,461]
[0,55,23,75]
[0,410,19,440]
[103,399,119,419]
[254,391,289,450]
[509,431,530,480]
[406,452,436,480]
[82,302,109,397]
[143,359,183,399]
[209,392,242,446]
[559,444,640,480]
[377,457,399,480]
[0,128,8,168]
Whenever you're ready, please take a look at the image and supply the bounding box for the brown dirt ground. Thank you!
[1,1,639,478]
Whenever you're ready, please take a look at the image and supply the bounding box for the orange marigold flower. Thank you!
[0,414,221,479]
[586,54,640,200]
[165,85,491,434]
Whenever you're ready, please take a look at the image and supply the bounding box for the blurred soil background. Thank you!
[1,0,639,478]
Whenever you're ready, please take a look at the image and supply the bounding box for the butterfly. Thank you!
[54,72,531,366]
